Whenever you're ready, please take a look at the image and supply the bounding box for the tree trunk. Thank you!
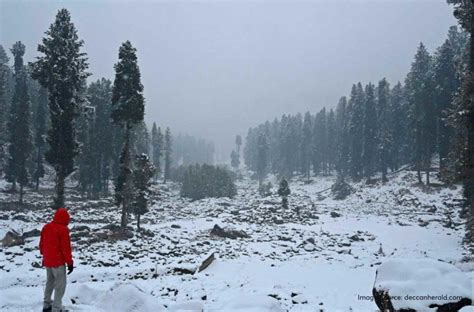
[35,176,40,192]
[54,170,65,209]
[121,126,131,230]
[137,214,141,231]
[19,183,23,204]
[381,169,388,184]
[426,170,430,186]
[417,169,422,184]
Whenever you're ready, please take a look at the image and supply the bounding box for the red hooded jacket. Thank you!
[39,208,73,267]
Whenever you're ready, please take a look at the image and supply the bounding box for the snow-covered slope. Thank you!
[0,170,472,311]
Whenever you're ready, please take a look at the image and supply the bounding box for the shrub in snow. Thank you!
[180,164,237,200]
[373,258,472,312]
[331,177,353,200]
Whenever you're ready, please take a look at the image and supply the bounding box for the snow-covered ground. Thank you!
[0,170,472,311]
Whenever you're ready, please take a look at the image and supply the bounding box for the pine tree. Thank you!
[335,96,350,179]
[405,43,435,184]
[90,78,114,195]
[111,41,145,229]
[301,111,313,181]
[151,122,163,179]
[30,9,90,208]
[7,42,32,203]
[362,83,377,182]
[433,34,461,178]
[377,78,392,183]
[230,150,240,171]
[389,82,407,171]
[348,83,365,181]
[132,154,155,230]
[163,127,172,183]
[0,45,10,176]
[313,108,328,176]
[133,121,150,156]
[256,132,269,187]
[277,178,291,208]
[235,135,242,157]
[326,109,336,173]
[33,87,47,191]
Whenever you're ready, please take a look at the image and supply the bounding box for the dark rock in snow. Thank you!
[330,211,342,218]
[210,224,249,239]
[22,229,40,239]
[12,214,30,222]
[2,230,24,247]
[171,224,181,229]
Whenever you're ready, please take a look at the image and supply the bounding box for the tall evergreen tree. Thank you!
[0,45,10,176]
[377,78,392,183]
[30,9,90,208]
[362,83,377,181]
[405,43,435,184]
[33,87,47,191]
[230,150,240,172]
[433,33,462,178]
[326,109,336,172]
[301,111,313,181]
[235,135,242,157]
[163,127,172,183]
[390,82,408,170]
[7,42,32,203]
[111,41,145,229]
[256,132,269,187]
[348,83,365,181]
[131,154,155,230]
[151,122,163,179]
[335,96,350,179]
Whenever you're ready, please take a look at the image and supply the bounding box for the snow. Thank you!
[374,258,472,310]
[0,169,473,311]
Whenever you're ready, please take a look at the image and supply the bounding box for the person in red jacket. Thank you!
[39,208,74,312]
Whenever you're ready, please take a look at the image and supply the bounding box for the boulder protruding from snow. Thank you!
[2,230,24,247]
[373,258,472,312]
[210,224,249,239]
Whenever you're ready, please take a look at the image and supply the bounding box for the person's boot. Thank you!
[42,307,52,312]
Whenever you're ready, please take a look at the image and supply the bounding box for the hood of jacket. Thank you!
[53,208,70,226]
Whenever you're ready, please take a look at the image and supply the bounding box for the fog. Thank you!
[0,0,455,161]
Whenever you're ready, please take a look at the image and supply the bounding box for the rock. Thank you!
[303,243,316,252]
[210,224,249,239]
[22,229,40,239]
[348,234,364,242]
[73,225,90,232]
[2,230,25,247]
[330,211,342,218]
[373,259,472,312]
[197,253,215,272]
[292,294,308,304]
[273,217,284,225]
[12,214,30,222]
[171,224,181,229]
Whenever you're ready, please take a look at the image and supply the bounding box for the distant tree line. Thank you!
[244,26,468,187]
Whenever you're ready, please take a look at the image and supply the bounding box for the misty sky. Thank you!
[1,0,456,161]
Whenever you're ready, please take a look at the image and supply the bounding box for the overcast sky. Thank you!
[0,0,457,161]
